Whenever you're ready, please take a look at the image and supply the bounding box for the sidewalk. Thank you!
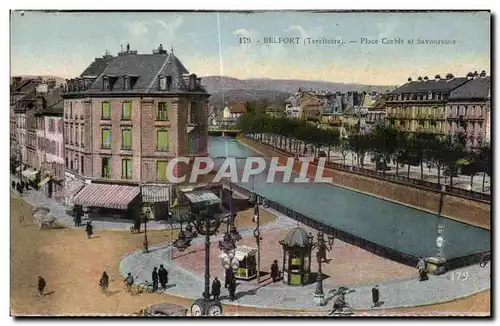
[10,174,175,231]
[120,208,490,312]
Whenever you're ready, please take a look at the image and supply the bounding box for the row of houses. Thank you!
[10,43,211,221]
[282,71,491,148]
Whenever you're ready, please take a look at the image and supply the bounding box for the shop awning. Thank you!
[38,177,51,187]
[22,169,38,180]
[73,183,140,210]
[65,182,85,197]
[141,184,171,203]
[184,190,220,205]
[218,246,257,262]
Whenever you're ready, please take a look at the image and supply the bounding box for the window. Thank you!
[101,128,111,149]
[156,160,168,181]
[156,129,168,151]
[187,133,197,154]
[122,159,132,180]
[69,102,73,118]
[121,129,132,149]
[81,156,84,175]
[159,76,167,91]
[122,102,132,120]
[103,77,110,91]
[80,128,84,147]
[51,140,56,155]
[157,102,168,121]
[124,76,131,91]
[101,157,111,178]
[102,102,111,120]
[189,102,196,124]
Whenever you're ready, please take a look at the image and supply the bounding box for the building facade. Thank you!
[385,74,470,134]
[445,71,490,148]
[62,45,210,219]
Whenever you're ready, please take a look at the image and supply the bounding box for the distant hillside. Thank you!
[209,89,290,108]
[201,76,396,96]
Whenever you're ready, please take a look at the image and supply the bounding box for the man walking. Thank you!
[372,285,380,307]
[211,277,221,301]
[158,264,168,289]
[85,220,93,239]
[99,271,109,293]
[38,276,46,297]
[152,267,159,292]
[417,257,428,281]
[124,272,134,293]
[270,260,280,282]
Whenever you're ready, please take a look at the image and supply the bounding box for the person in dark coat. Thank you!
[75,215,82,227]
[211,277,221,301]
[85,221,93,239]
[99,271,109,293]
[271,260,279,282]
[152,267,159,292]
[158,264,168,289]
[372,285,380,307]
[228,275,237,301]
[38,276,46,297]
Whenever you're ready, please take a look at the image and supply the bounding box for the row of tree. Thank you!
[238,113,491,191]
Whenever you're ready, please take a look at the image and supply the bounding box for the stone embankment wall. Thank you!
[238,136,490,230]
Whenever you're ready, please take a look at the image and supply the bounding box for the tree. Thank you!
[392,131,410,176]
[477,142,491,192]
[442,133,467,187]
[369,124,398,175]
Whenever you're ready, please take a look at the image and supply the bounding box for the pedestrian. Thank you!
[372,285,380,307]
[99,271,109,293]
[152,267,159,292]
[85,220,93,239]
[211,277,221,301]
[20,213,24,226]
[271,260,280,282]
[417,257,428,281]
[158,264,168,289]
[124,272,134,293]
[228,275,237,301]
[38,276,46,297]
[76,215,82,227]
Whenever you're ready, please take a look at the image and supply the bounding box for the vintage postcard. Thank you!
[10,10,490,317]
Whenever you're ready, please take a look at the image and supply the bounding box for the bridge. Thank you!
[207,127,241,136]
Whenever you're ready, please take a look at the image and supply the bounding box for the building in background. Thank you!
[445,71,491,149]
[385,73,469,134]
[365,95,386,132]
[222,103,246,128]
[62,44,210,220]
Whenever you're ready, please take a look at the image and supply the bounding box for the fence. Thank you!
[224,180,488,272]
[244,135,491,203]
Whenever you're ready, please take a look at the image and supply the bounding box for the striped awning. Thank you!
[141,184,171,203]
[65,182,85,197]
[184,190,220,205]
[73,183,140,210]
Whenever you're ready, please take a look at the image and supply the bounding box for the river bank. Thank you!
[237,135,490,230]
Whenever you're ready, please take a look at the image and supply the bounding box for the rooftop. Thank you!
[391,77,469,94]
[449,76,490,101]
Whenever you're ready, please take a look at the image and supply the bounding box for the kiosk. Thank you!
[279,226,312,286]
[219,246,257,280]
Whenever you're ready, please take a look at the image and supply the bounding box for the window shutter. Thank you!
[157,130,168,150]
[102,129,111,148]
[102,102,110,119]
[157,161,168,181]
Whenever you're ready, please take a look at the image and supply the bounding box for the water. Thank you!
[209,136,490,259]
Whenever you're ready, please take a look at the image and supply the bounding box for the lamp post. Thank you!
[308,229,335,306]
[248,174,262,283]
[172,203,240,316]
[142,206,150,253]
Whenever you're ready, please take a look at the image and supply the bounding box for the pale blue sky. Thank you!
[11,11,490,85]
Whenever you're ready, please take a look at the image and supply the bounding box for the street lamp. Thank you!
[308,229,335,306]
[248,190,262,283]
[172,204,240,316]
[141,206,151,253]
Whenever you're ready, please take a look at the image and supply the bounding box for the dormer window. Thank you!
[103,77,110,91]
[124,76,131,91]
[159,75,167,91]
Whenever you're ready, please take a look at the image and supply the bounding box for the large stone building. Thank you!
[61,44,209,219]
[385,74,470,134]
[445,71,491,148]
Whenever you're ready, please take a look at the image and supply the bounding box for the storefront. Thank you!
[140,184,172,221]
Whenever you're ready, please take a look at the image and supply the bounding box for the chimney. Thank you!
[407,77,412,82]
[445,73,454,80]
[472,71,479,79]
[417,76,423,82]
[423,76,429,82]
[13,76,22,89]
[466,72,473,80]
[480,70,487,78]
[434,74,441,81]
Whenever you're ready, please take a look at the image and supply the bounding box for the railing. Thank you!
[244,135,491,203]
[222,180,487,271]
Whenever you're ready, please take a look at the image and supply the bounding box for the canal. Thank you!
[209,136,490,260]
